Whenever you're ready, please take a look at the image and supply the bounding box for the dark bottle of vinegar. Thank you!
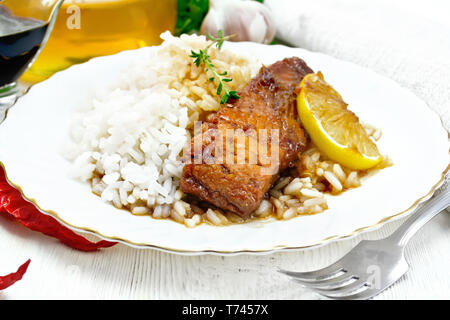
[0,5,48,87]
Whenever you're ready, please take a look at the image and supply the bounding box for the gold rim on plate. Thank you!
[1,52,449,255]
[1,161,448,255]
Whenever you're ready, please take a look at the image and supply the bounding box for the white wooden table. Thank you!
[1,0,449,301]
[0,209,448,300]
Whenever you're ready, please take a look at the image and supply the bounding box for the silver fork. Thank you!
[279,187,450,300]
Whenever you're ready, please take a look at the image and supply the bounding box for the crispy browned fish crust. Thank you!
[181,57,313,217]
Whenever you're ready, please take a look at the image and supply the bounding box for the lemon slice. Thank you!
[297,72,382,170]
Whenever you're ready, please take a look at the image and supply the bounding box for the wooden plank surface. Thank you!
[1,0,449,301]
[1,210,448,300]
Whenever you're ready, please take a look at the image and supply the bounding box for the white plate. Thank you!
[0,42,448,255]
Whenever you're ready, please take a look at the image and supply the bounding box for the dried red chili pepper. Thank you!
[0,167,117,251]
[0,259,30,291]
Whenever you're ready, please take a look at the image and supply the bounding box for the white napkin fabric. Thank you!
[266,0,450,128]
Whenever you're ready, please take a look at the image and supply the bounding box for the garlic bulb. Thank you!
[200,0,276,44]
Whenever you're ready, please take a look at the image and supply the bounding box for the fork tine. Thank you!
[292,273,354,289]
[278,265,344,281]
[319,286,378,300]
[313,278,368,296]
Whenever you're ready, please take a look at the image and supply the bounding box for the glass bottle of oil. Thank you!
[12,0,178,83]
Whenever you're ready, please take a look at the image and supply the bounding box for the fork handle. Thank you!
[387,187,450,248]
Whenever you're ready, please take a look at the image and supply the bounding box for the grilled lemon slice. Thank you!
[297,72,382,170]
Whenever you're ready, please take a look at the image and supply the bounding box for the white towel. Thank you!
[266,0,450,128]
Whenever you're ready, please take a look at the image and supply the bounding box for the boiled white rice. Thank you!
[65,32,260,224]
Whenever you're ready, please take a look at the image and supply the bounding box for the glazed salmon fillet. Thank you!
[180,57,313,217]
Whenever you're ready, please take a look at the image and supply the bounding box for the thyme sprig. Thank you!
[190,30,240,104]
